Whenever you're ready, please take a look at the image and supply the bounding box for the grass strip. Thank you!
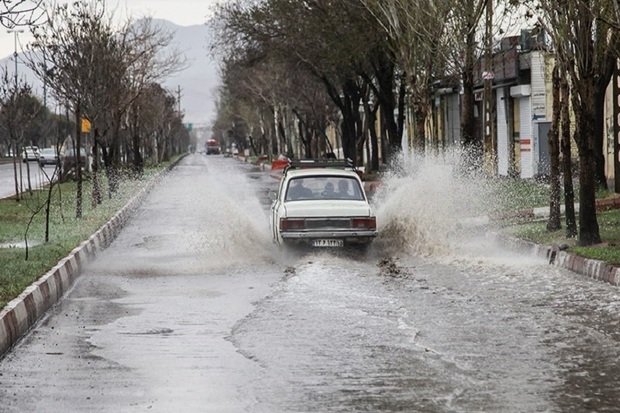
[0,163,171,309]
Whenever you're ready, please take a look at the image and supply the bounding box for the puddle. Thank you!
[0,241,42,249]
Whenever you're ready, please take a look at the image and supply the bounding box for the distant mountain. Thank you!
[0,19,220,127]
[157,19,221,127]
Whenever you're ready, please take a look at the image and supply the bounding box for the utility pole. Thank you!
[43,49,47,108]
[482,0,496,175]
[177,85,182,114]
[7,29,24,89]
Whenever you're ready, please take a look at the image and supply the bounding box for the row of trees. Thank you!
[0,0,191,218]
[209,0,520,167]
[209,0,620,246]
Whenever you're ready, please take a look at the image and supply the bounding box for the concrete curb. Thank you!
[0,156,185,358]
[487,232,620,287]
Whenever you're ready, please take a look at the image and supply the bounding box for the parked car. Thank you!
[22,146,40,162]
[38,147,60,167]
[60,147,88,171]
[269,159,377,250]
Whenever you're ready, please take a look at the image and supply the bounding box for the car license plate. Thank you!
[312,239,343,247]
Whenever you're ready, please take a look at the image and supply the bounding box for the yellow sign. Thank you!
[81,117,91,133]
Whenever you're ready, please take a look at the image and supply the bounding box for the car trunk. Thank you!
[283,200,372,218]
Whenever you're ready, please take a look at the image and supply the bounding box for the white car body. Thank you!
[22,146,40,162]
[270,163,377,249]
[38,148,59,167]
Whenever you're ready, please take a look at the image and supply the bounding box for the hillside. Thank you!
[0,19,220,126]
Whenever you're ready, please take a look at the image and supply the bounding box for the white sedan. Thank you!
[269,160,377,249]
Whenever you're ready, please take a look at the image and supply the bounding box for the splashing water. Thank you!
[187,157,277,268]
[372,150,502,259]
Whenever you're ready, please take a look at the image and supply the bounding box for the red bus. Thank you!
[206,139,221,155]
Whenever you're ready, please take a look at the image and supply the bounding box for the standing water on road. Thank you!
[2,154,620,413]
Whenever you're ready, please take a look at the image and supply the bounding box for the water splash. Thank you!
[186,156,278,268]
[372,150,504,259]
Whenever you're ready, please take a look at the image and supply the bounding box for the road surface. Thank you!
[0,160,57,199]
[1,154,620,412]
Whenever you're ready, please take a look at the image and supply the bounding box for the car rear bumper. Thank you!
[281,230,377,243]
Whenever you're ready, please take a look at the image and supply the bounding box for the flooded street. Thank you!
[1,154,620,412]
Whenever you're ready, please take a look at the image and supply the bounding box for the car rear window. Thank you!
[285,176,364,201]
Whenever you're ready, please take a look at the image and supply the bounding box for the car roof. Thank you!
[284,168,360,179]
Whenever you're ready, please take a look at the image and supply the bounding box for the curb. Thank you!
[0,156,185,358]
[487,232,620,287]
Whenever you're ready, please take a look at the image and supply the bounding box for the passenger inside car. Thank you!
[337,179,351,197]
[287,178,313,200]
[322,182,335,197]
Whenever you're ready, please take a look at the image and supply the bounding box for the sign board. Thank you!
[81,117,91,133]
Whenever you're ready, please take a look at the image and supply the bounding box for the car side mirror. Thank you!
[268,191,278,201]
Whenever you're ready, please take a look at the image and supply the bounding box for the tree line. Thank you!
[209,0,620,247]
[0,0,190,219]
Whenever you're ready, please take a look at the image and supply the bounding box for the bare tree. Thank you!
[26,1,185,214]
[0,0,43,28]
[526,0,620,245]
[0,73,41,201]
[105,17,185,176]
[560,72,577,237]
[128,82,181,166]
[362,0,450,154]
[211,0,399,167]
[546,64,562,231]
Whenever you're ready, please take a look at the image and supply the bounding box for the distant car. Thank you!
[61,147,88,171]
[22,146,40,162]
[38,148,59,167]
[269,159,377,249]
[206,139,221,155]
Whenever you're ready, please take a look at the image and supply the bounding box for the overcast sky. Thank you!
[0,0,224,58]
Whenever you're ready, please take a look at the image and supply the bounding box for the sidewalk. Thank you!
[486,200,620,288]
[0,156,185,358]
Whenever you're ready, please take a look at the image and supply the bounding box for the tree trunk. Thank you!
[339,96,358,162]
[593,85,608,190]
[75,106,83,219]
[577,146,601,245]
[132,126,144,177]
[12,142,20,201]
[547,65,562,231]
[505,88,517,178]
[560,76,577,237]
[107,111,122,195]
[593,57,615,190]
[368,104,379,172]
[91,134,102,207]
[24,157,33,196]
[461,30,477,150]
[572,84,601,245]
[413,102,427,154]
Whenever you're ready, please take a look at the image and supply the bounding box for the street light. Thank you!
[6,29,24,88]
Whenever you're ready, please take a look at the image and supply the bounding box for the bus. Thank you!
[205,139,221,155]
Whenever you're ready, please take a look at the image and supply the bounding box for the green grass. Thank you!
[463,177,620,265]
[488,178,550,212]
[507,208,620,266]
[0,163,172,309]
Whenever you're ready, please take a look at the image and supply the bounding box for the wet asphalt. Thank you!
[1,154,620,412]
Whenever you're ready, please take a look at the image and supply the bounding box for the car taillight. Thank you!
[280,218,306,231]
[351,217,376,230]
